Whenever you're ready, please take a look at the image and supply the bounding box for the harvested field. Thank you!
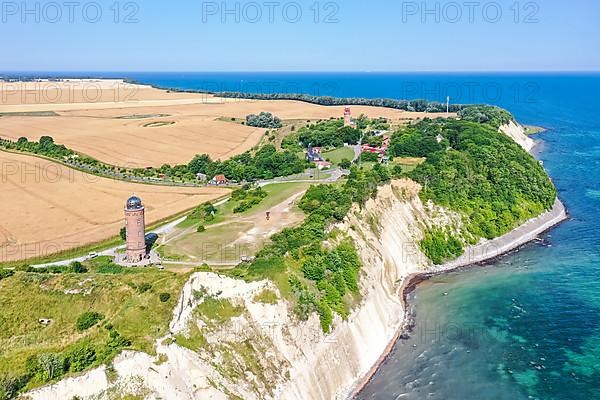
[0,80,454,167]
[0,151,228,262]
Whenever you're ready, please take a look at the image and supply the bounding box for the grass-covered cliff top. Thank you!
[0,259,189,399]
[228,104,557,327]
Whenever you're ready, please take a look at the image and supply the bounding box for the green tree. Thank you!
[37,353,63,381]
[70,261,87,274]
[339,159,352,169]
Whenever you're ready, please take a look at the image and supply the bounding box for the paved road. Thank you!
[257,167,347,187]
[350,144,362,162]
[32,215,187,268]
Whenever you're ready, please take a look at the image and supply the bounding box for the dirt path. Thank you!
[159,189,308,263]
[232,190,307,246]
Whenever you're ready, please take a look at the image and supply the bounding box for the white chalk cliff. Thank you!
[499,120,536,153]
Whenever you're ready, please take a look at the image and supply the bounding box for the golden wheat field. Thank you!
[0,151,228,263]
[0,80,452,166]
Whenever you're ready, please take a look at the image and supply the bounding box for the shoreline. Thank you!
[348,198,568,399]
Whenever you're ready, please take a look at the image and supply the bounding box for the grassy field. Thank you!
[162,182,312,264]
[180,181,313,228]
[321,147,355,164]
[0,258,190,392]
[257,182,313,211]
[392,156,426,173]
[161,221,255,263]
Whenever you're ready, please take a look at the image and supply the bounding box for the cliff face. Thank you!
[499,120,536,153]
[159,179,450,400]
[276,180,453,399]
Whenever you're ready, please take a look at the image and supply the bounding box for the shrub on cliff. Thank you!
[0,269,14,281]
[420,229,464,265]
[75,311,104,332]
[159,292,171,302]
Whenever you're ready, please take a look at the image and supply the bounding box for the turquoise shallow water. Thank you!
[12,71,599,399]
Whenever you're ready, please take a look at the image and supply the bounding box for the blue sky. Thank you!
[1,0,599,71]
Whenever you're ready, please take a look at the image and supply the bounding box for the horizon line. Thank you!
[2,69,600,74]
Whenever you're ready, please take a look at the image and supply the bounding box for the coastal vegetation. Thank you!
[227,164,395,332]
[419,229,464,265]
[389,106,556,262]
[0,269,15,281]
[76,311,105,332]
[282,119,361,148]
[218,91,464,113]
[231,185,268,213]
[245,112,282,128]
[253,289,279,304]
[457,104,513,128]
[188,144,309,182]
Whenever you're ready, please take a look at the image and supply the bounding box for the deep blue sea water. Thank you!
[10,71,600,399]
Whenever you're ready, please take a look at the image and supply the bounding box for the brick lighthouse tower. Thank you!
[344,107,352,127]
[124,195,146,263]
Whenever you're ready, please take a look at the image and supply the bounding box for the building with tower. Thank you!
[344,107,352,127]
[124,195,146,263]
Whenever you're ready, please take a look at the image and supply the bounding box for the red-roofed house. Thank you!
[209,174,228,186]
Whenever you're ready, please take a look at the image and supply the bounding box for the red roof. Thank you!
[213,174,227,181]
